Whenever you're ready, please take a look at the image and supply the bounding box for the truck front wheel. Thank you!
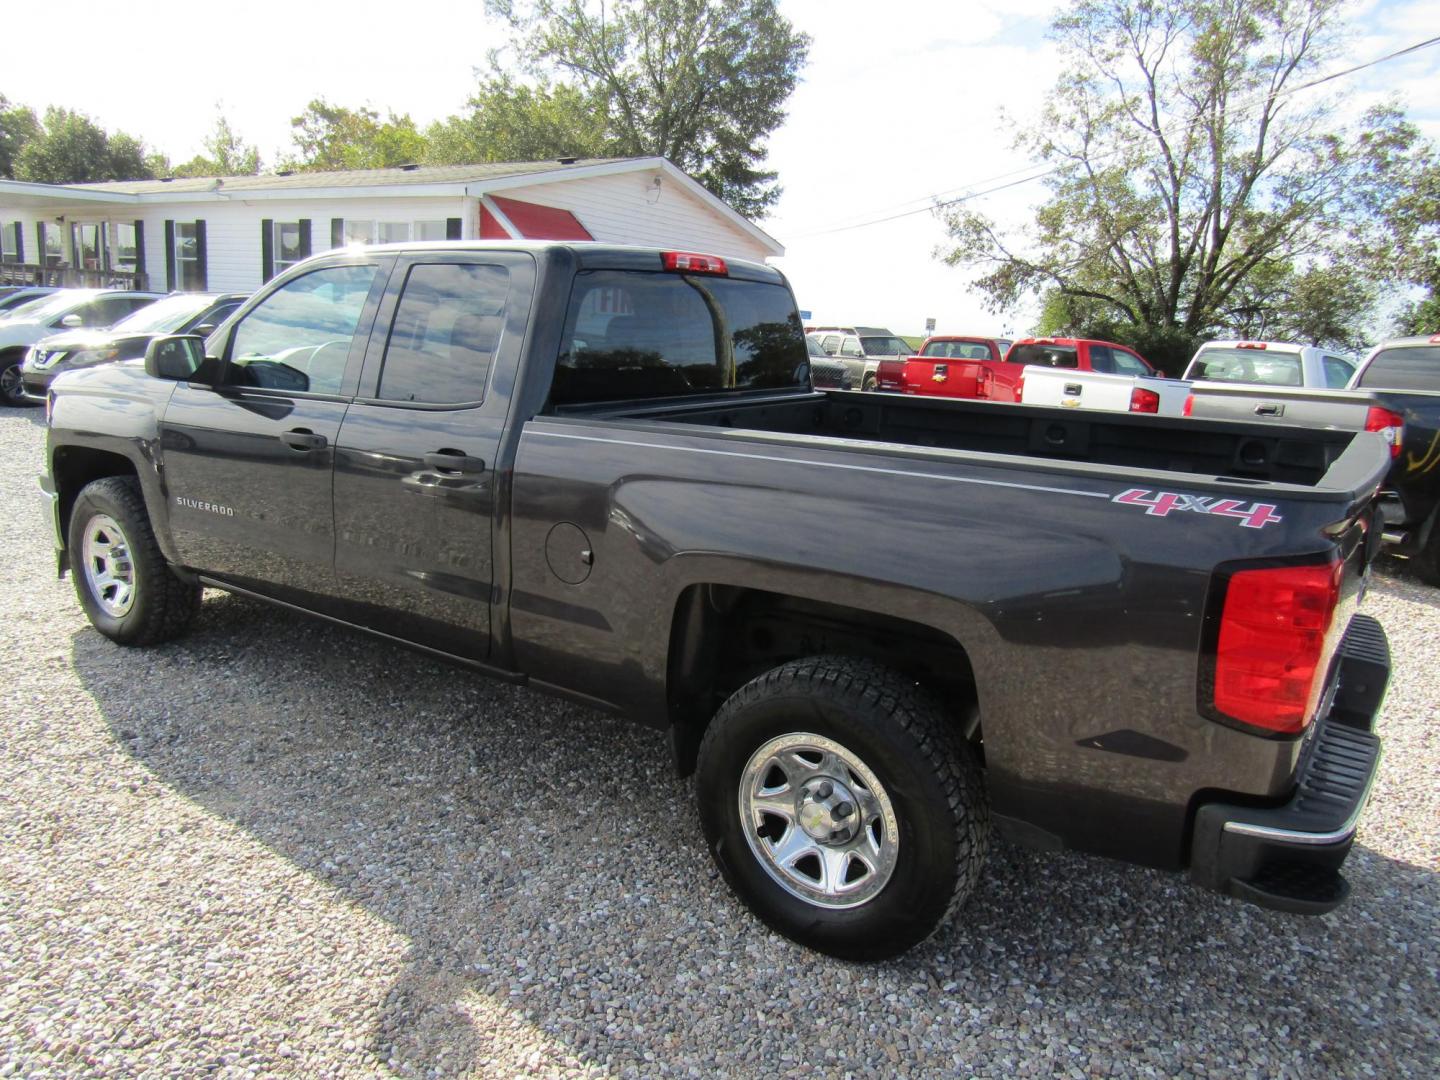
[696,656,988,960]
[69,477,200,645]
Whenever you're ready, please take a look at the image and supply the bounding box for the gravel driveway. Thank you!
[1,408,1435,1078]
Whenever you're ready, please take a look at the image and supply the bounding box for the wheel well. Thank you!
[53,447,140,550]
[667,584,980,776]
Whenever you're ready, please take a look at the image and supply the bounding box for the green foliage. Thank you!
[0,94,40,179]
[11,106,157,183]
[282,99,428,172]
[171,113,262,177]
[426,74,607,164]
[940,0,1436,353]
[488,0,810,217]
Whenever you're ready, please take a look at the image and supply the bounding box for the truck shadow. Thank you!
[71,592,1437,1077]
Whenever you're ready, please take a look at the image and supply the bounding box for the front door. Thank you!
[159,259,388,604]
[331,251,535,660]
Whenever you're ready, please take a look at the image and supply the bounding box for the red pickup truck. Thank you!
[878,336,1155,403]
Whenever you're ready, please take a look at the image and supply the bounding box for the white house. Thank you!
[0,157,783,293]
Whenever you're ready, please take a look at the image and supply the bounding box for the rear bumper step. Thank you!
[1189,614,1388,915]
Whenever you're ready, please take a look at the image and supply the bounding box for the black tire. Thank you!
[1410,528,1440,587]
[696,656,988,961]
[0,351,36,408]
[68,476,200,645]
[861,372,878,392]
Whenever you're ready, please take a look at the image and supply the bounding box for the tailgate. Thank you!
[1186,384,1375,428]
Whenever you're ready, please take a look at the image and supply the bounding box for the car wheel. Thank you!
[862,372,878,392]
[0,352,35,407]
[69,477,200,645]
[696,656,988,960]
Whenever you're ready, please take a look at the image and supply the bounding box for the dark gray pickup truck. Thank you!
[40,242,1393,959]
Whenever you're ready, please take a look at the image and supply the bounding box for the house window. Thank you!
[73,223,104,271]
[377,222,410,244]
[274,221,305,275]
[340,219,447,245]
[343,220,374,245]
[0,223,17,263]
[173,222,206,289]
[111,223,138,272]
[414,220,447,242]
[40,223,64,266]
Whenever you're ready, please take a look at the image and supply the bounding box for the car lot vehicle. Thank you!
[1020,366,1190,415]
[0,289,164,405]
[42,241,1392,960]
[878,335,1014,397]
[20,291,247,403]
[1183,340,1356,389]
[1185,334,1440,582]
[0,286,61,315]
[805,334,851,390]
[808,326,911,390]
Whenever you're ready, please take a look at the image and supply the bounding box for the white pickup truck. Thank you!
[1020,365,1192,415]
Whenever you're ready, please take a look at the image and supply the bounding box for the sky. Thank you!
[4,0,1438,336]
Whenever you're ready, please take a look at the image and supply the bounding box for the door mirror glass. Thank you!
[59,313,84,328]
[145,335,207,382]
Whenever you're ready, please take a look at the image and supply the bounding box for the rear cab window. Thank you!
[552,271,808,406]
[1187,347,1302,386]
[1010,344,1079,369]
[1356,346,1440,392]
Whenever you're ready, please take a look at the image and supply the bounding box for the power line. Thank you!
[782,32,1440,241]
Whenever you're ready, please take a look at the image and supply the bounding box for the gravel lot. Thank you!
[1,406,1436,1079]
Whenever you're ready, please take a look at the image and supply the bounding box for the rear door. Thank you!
[330,250,536,660]
[159,258,388,603]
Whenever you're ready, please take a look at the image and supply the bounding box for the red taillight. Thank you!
[1364,405,1404,459]
[1015,374,1025,398]
[1182,393,1194,416]
[1129,386,1161,412]
[1213,560,1342,734]
[1236,342,1267,350]
[662,251,727,275]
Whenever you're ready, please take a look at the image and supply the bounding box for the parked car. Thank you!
[42,241,1392,959]
[20,292,247,403]
[805,335,852,390]
[1184,333,1440,582]
[807,327,911,390]
[1182,340,1356,389]
[0,289,165,405]
[1020,366,1190,415]
[0,286,61,315]
[877,335,1012,396]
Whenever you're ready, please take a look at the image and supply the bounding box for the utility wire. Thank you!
[782,32,1440,240]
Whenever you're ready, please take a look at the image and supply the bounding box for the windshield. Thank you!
[1009,344,1079,368]
[859,336,910,356]
[1188,347,1302,386]
[2,291,98,322]
[110,294,211,333]
[1356,346,1440,392]
[554,270,807,405]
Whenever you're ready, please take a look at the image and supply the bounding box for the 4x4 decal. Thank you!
[1113,487,1283,529]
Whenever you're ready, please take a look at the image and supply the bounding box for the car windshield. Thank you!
[859,336,910,356]
[109,294,209,333]
[1188,347,1302,386]
[2,292,97,322]
[1355,346,1440,392]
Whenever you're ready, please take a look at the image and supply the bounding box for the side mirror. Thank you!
[145,334,209,383]
[191,323,216,337]
[59,313,84,328]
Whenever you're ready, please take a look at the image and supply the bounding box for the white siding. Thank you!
[496,170,773,262]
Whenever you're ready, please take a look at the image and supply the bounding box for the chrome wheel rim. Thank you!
[739,732,900,909]
[82,514,136,617]
[0,364,23,402]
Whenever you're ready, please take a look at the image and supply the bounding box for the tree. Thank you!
[489,0,810,217]
[426,73,607,164]
[938,0,1433,371]
[282,99,428,171]
[172,113,262,177]
[12,107,158,183]
[0,94,40,179]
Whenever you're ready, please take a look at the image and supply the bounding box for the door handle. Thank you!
[281,428,327,450]
[1254,403,1284,417]
[424,449,486,474]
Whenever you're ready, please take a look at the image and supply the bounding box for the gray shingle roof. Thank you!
[69,158,635,195]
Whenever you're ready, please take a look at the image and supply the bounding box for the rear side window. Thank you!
[1010,344,1078,368]
[1322,355,1355,388]
[1188,348,1302,386]
[378,263,509,404]
[553,270,807,405]
[1356,347,1440,392]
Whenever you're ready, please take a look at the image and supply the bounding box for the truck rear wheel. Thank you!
[696,656,988,960]
[69,477,200,645]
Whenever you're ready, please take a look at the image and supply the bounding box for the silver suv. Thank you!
[806,327,912,391]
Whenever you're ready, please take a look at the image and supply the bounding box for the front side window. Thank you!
[228,264,378,395]
[840,337,863,357]
[274,222,304,275]
[553,270,807,405]
[1356,346,1440,392]
[377,263,510,404]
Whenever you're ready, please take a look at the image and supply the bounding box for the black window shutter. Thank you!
[164,220,176,291]
[11,222,23,263]
[260,219,274,282]
[36,223,45,265]
[132,221,145,285]
[331,218,344,248]
[298,219,312,259]
[195,221,208,290]
[446,217,462,240]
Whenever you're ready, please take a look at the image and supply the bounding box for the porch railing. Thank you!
[0,263,149,290]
